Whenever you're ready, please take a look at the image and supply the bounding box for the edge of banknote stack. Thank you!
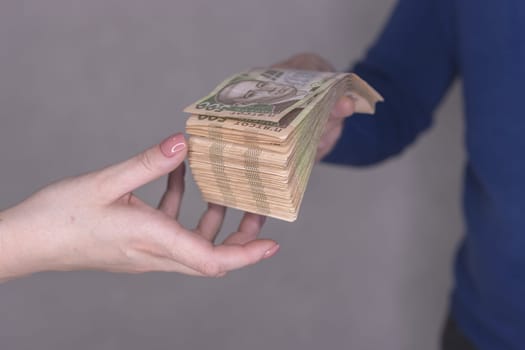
[184,68,383,222]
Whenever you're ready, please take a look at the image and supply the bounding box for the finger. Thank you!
[166,264,207,276]
[223,212,266,245]
[323,117,344,135]
[317,126,343,161]
[166,229,278,277]
[211,240,280,274]
[158,163,186,218]
[133,255,207,276]
[160,259,216,277]
[194,203,227,242]
[331,96,355,120]
[272,53,334,71]
[319,120,343,149]
[95,133,187,201]
[155,259,213,277]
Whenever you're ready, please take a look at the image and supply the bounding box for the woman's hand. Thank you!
[0,133,279,282]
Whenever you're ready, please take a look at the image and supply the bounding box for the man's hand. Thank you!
[273,53,355,160]
[0,133,279,282]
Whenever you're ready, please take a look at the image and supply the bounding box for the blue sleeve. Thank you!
[324,0,458,166]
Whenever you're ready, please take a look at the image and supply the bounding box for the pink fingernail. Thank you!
[263,244,280,259]
[160,134,186,158]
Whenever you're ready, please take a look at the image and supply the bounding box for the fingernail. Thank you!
[263,244,280,259]
[160,134,186,158]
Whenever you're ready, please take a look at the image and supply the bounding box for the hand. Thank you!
[0,133,279,282]
[273,53,355,160]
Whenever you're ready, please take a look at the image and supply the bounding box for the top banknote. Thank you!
[184,68,384,123]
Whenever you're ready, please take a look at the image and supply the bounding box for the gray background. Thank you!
[0,1,465,349]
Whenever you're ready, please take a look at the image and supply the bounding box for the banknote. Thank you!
[184,68,382,123]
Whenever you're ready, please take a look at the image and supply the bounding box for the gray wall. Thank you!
[0,1,465,349]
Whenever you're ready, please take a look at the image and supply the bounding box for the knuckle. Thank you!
[246,250,262,265]
[137,151,157,173]
[198,261,223,277]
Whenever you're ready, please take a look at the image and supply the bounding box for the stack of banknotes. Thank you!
[184,68,383,221]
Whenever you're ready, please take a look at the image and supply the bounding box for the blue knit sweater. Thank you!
[324,0,525,348]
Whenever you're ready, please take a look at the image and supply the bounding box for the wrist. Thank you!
[0,210,17,282]
[0,208,50,282]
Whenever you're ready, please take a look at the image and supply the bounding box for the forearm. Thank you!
[325,0,457,166]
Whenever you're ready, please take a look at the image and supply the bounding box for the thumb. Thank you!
[331,96,355,120]
[96,133,187,201]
